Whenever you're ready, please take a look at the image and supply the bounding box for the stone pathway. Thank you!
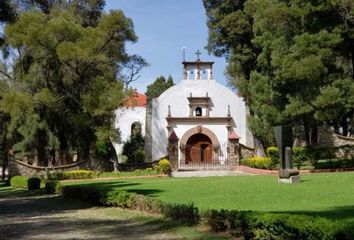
[0,188,227,240]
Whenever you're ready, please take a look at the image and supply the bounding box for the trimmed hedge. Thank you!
[47,170,96,180]
[61,185,353,239]
[242,157,272,169]
[27,177,41,190]
[10,176,29,189]
[45,181,63,194]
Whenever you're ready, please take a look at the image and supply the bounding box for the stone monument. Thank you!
[274,125,300,184]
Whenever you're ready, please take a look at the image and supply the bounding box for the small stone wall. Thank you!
[317,127,354,159]
[8,155,113,178]
[318,127,354,148]
[239,144,256,160]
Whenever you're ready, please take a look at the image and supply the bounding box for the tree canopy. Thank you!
[145,75,174,99]
[0,5,137,165]
[204,0,354,146]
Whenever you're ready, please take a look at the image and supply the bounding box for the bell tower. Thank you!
[182,50,214,80]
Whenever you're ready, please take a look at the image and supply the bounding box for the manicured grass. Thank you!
[65,172,354,223]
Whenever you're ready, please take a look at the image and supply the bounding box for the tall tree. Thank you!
[1,8,137,165]
[204,0,354,147]
[145,75,174,99]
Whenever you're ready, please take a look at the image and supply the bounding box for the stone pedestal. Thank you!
[278,175,301,184]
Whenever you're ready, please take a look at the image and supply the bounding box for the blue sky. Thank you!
[105,0,228,93]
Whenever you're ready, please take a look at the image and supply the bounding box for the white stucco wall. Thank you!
[113,107,146,160]
[151,79,253,161]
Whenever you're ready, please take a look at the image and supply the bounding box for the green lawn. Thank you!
[65,172,354,223]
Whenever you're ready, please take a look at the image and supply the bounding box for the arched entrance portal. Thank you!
[186,133,212,163]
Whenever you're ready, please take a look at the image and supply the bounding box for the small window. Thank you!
[131,122,142,136]
[195,107,202,116]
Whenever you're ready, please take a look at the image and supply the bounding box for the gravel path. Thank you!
[0,190,201,240]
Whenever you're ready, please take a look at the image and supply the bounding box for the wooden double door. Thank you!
[185,133,212,163]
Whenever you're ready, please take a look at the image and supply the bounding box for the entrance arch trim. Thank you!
[180,126,220,151]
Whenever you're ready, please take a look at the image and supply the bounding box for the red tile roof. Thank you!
[228,129,240,140]
[123,90,147,107]
[168,130,178,141]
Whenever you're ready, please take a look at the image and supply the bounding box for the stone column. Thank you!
[227,139,240,170]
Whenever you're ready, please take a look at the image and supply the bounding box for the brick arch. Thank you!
[180,126,220,151]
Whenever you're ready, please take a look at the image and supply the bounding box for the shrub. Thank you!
[62,170,96,179]
[155,159,171,174]
[266,146,279,168]
[103,189,136,208]
[202,209,241,232]
[161,202,199,225]
[242,157,272,169]
[244,212,352,240]
[10,176,29,189]
[27,177,41,190]
[45,181,63,194]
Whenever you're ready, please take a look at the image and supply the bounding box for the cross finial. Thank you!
[195,50,201,60]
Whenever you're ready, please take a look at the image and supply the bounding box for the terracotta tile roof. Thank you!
[168,130,178,141]
[228,129,240,140]
[123,90,147,107]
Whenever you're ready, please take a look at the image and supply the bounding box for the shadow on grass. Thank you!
[271,205,354,224]
[69,181,165,197]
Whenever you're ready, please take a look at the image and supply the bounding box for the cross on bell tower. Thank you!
[182,50,214,80]
[195,50,201,61]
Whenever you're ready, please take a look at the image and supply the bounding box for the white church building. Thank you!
[114,55,254,170]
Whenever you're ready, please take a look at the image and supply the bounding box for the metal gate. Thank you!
[179,144,231,171]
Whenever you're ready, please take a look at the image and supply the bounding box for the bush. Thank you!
[10,176,29,189]
[62,170,96,180]
[27,177,41,190]
[266,146,279,168]
[161,202,199,225]
[202,209,242,232]
[155,159,171,174]
[244,212,352,240]
[45,181,63,194]
[242,157,272,169]
[103,189,136,208]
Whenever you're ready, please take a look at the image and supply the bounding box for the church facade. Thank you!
[114,57,255,170]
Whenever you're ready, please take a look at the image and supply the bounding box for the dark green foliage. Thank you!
[45,181,62,194]
[202,209,242,233]
[145,75,174,99]
[1,7,137,164]
[27,177,41,190]
[203,0,354,147]
[244,212,353,240]
[10,175,29,189]
[122,133,145,164]
[161,203,199,225]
